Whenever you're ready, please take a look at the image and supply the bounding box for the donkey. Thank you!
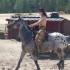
[7,17,68,70]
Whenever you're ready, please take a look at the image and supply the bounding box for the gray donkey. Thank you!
[7,17,68,70]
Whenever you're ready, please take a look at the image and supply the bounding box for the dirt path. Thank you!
[0,39,70,70]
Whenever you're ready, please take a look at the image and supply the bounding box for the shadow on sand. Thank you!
[35,51,70,60]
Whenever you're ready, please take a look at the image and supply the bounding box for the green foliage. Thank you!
[65,0,70,13]
[0,0,70,13]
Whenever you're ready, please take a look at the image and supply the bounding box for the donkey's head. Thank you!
[7,16,31,31]
[7,15,22,29]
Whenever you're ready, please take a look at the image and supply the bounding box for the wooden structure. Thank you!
[63,19,70,35]
[6,17,64,39]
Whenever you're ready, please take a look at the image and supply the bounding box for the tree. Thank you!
[0,0,16,13]
[65,0,70,13]
[14,0,24,12]
[49,0,56,11]
[0,0,69,13]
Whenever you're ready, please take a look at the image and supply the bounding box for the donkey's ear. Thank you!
[18,15,20,19]
[18,15,21,21]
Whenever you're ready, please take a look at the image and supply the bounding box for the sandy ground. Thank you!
[0,39,70,70]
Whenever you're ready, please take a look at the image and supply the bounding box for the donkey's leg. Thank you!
[30,51,40,70]
[57,48,65,70]
[34,60,40,70]
[57,57,64,70]
[15,50,26,70]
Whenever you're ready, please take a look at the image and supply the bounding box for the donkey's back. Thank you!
[48,32,68,50]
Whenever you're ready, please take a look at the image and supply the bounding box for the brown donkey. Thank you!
[7,17,68,70]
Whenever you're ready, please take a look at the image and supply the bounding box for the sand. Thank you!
[0,39,70,70]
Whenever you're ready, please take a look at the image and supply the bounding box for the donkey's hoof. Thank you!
[37,67,40,70]
[57,63,61,68]
[57,63,64,70]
